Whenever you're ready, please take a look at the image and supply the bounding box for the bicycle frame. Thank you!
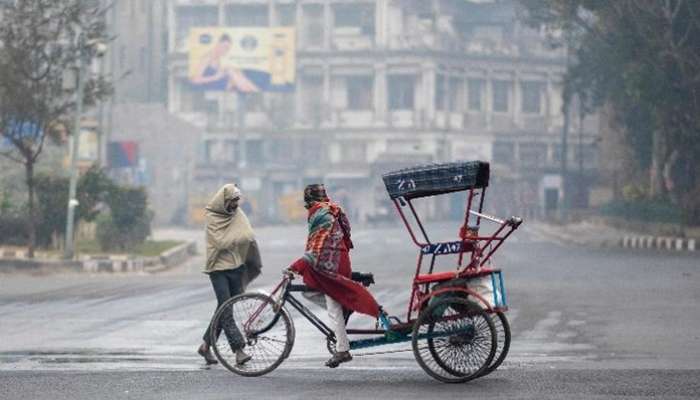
[243,273,386,341]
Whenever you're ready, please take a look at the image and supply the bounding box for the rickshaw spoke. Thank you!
[412,297,496,383]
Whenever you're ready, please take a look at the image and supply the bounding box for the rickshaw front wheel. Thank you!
[210,292,295,377]
[411,297,496,383]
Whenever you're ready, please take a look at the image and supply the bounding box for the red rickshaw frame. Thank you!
[391,184,522,324]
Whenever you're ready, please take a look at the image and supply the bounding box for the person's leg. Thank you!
[219,268,246,351]
[302,290,327,309]
[203,271,231,344]
[325,294,352,367]
[199,271,232,364]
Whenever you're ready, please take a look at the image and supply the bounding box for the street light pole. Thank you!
[64,32,86,259]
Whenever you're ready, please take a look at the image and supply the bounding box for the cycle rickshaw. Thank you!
[209,161,522,383]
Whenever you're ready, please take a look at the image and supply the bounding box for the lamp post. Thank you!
[64,31,106,259]
[63,31,86,259]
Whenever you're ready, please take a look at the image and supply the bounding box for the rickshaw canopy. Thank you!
[382,161,490,200]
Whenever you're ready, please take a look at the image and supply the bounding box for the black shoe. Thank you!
[235,349,252,366]
[198,345,218,365]
[325,351,352,368]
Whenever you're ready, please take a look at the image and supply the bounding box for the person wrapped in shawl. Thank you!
[197,183,263,366]
[289,184,380,368]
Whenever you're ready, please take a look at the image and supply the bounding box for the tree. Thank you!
[519,0,700,224]
[0,0,110,257]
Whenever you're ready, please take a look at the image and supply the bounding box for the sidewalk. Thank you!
[528,220,625,247]
[528,220,697,252]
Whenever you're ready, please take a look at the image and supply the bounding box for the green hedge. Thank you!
[0,213,29,246]
[599,198,682,224]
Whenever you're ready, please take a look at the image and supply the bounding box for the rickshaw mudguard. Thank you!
[414,286,494,313]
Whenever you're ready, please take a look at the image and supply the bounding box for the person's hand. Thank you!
[288,258,307,275]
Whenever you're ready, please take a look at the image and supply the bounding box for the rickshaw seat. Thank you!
[415,267,497,284]
[414,271,457,284]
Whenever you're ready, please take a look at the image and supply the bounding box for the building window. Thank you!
[492,80,510,112]
[246,140,264,166]
[493,141,514,165]
[302,5,324,47]
[270,138,294,161]
[333,4,375,35]
[243,93,264,112]
[119,45,127,70]
[139,46,146,72]
[175,6,218,46]
[276,4,296,26]
[340,142,367,163]
[552,143,563,164]
[301,139,323,162]
[388,75,415,110]
[575,143,597,166]
[225,4,268,27]
[468,79,483,111]
[435,74,446,111]
[448,77,462,112]
[520,142,547,168]
[347,76,373,110]
[521,81,543,114]
[180,85,217,114]
[207,139,236,164]
[301,75,323,124]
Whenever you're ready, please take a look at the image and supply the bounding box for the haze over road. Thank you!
[1,223,699,399]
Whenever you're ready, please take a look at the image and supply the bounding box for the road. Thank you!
[1,222,699,399]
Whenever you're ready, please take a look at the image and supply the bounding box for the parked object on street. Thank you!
[208,161,521,383]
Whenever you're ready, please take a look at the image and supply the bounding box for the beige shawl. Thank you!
[203,184,262,288]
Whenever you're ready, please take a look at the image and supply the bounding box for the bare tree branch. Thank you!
[0,149,24,164]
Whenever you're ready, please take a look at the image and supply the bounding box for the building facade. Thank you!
[166,0,599,224]
[107,0,169,104]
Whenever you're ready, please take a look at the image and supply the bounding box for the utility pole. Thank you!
[64,30,86,259]
[560,93,571,223]
[64,30,106,259]
[559,35,573,223]
[238,92,247,170]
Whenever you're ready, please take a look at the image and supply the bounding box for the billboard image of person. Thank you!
[188,28,295,93]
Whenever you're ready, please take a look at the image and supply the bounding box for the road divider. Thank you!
[620,235,696,252]
[0,241,197,273]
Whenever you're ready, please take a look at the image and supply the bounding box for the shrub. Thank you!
[599,198,682,224]
[0,212,29,246]
[2,167,153,252]
[33,167,113,247]
[96,186,152,252]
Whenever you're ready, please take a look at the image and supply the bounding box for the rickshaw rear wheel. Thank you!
[210,293,295,377]
[477,311,510,377]
[412,297,496,383]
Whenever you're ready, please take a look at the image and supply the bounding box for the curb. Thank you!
[620,235,696,252]
[0,258,83,273]
[529,223,697,252]
[0,241,197,274]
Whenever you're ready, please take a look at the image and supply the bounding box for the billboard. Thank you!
[187,27,295,92]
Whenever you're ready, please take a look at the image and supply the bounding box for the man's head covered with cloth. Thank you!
[303,183,330,209]
[203,183,261,286]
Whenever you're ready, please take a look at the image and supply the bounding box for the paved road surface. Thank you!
[1,222,699,399]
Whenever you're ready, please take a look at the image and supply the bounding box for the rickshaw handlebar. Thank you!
[468,210,523,228]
